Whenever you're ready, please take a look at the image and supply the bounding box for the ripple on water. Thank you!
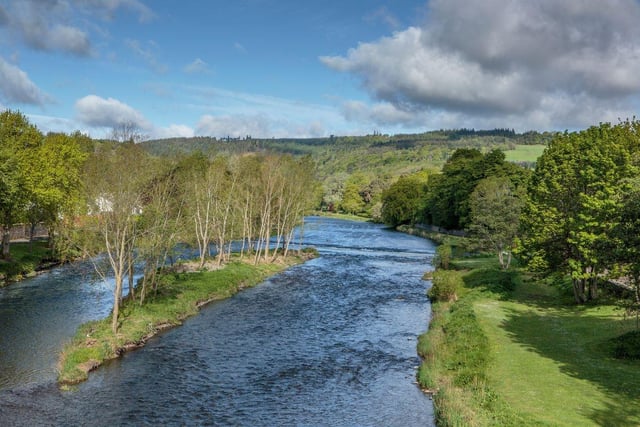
[0,218,435,426]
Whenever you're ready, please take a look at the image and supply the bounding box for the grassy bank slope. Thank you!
[419,256,640,426]
[0,241,56,284]
[58,254,314,386]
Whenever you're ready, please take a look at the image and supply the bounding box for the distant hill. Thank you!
[141,129,553,180]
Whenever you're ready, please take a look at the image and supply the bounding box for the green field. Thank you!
[504,144,547,163]
[419,256,640,426]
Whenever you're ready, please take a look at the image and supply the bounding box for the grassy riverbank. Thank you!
[418,255,640,426]
[0,241,56,285]
[58,252,315,386]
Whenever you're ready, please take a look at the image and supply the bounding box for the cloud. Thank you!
[0,0,154,56]
[233,42,246,53]
[363,6,400,29]
[0,57,49,104]
[151,124,195,139]
[80,0,155,23]
[125,38,167,73]
[321,0,640,130]
[196,114,272,138]
[195,113,329,139]
[75,94,150,129]
[4,0,92,55]
[183,58,210,74]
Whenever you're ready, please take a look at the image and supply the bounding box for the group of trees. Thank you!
[380,120,640,305]
[0,110,89,259]
[1,111,319,333]
[78,145,319,333]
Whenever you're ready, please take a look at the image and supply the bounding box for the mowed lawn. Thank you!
[474,279,640,426]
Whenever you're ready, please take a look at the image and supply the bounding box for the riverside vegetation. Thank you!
[416,236,640,426]
[58,250,316,385]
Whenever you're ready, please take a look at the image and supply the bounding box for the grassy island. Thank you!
[417,247,640,426]
[58,252,316,386]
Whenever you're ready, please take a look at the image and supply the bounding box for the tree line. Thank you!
[380,120,640,308]
[0,110,318,333]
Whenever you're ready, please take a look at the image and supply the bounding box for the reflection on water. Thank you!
[0,217,435,426]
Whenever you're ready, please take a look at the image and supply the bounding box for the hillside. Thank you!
[141,129,552,217]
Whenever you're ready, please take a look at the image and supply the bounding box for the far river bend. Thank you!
[0,217,435,426]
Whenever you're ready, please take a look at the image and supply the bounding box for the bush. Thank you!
[428,270,463,302]
[611,330,640,360]
[435,244,452,269]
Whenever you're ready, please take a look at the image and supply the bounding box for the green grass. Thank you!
[0,240,54,284]
[504,144,546,163]
[419,255,640,426]
[58,253,314,386]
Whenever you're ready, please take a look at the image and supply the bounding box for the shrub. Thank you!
[611,330,640,360]
[428,270,463,302]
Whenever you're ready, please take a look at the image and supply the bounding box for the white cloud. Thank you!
[151,124,195,139]
[183,58,210,74]
[0,56,49,104]
[75,94,151,129]
[321,0,640,131]
[196,114,272,139]
[4,0,91,55]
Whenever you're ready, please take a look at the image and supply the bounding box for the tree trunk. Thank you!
[112,274,123,334]
[572,278,586,304]
[1,230,10,260]
[588,277,598,301]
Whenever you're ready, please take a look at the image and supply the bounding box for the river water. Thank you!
[0,217,435,426]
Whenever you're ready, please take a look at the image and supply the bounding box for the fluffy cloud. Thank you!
[0,0,154,56]
[3,1,91,55]
[321,0,640,130]
[0,57,49,104]
[75,94,150,129]
[152,124,195,139]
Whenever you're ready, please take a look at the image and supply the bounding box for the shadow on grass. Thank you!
[500,304,640,424]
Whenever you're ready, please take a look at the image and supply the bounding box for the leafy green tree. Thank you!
[467,176,523,270]
[381,173,428,227]
[23,132,87,251]
[520,123,636,303]
[0,110,42,259]
[340,172,369,215]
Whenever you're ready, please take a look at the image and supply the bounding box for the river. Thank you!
[0,217,435,426]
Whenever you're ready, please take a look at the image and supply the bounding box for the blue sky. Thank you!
[2,0,640,139]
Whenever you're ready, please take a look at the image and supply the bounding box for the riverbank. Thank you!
[57,251,317,386]
[417,253,640,426]
[0,241,59,286]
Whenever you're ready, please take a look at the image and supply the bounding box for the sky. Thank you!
[1,0,640,140]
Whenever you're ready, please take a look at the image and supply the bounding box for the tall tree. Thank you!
[381,172,428,227]
[467,176,523,270]
[81,142,152,333]
[0,110,42,259]
[520,123,636,303]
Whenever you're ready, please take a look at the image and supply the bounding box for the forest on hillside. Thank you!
[141,129,552,219]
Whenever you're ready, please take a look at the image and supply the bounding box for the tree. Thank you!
[109,121,147,144]
[520,123,636,303]
[381,173,428,227]
[81,142,153,333]
[23,132,87,252]
[0,110,42,259]
[467,176,523,270]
